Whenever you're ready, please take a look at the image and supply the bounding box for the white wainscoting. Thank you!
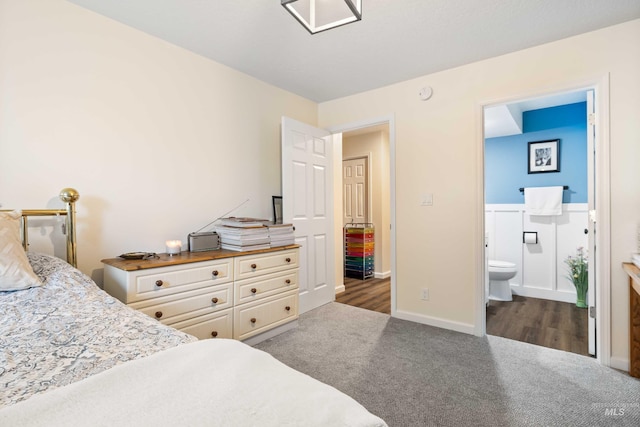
[485,204,588,303]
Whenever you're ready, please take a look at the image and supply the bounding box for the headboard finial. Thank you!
[59,188,79,267]
[59,188,80,203]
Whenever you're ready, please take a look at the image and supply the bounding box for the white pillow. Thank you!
[0,210,42,291]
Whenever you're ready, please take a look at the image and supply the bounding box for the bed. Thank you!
[0,189,387,426]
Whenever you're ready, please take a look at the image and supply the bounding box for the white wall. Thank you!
[0,0,317,283]
[486,204,589,303]
[318,20,640,365]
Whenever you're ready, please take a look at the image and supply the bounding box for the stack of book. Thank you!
[265,222,295,247]
[215,217,270,252]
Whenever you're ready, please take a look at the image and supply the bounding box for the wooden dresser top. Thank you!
[102,245,300,272]
[623,262,640,296]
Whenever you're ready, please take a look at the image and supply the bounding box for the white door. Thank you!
[281,117,336,314]
[343,157,367,226]
[587,90,596,356]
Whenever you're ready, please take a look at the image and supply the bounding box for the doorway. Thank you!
[335,124,392,315]
[482,87,599,358]
[282,115,397,317]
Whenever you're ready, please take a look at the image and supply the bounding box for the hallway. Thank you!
[336,277,390,315]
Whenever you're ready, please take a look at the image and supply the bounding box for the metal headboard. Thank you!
[1,188,79,267]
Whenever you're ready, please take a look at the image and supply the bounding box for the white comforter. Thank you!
[0,339,387,427]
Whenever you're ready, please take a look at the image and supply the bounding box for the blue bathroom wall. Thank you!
[485,102,587,204]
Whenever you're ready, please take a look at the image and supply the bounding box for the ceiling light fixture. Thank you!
[282,0,362,34]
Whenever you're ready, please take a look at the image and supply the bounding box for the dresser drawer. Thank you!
[235,269,298,305]
[130,259,232,303]
[233,289,298,341]
[170,308,233,340]
[131,283,232,324]
[169,308,233,340]
[235,249,298,280]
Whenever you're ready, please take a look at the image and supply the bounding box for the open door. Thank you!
[281,117,336,314]
[587,90,596,356]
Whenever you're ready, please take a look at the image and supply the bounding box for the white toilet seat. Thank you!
[488,260,516,269]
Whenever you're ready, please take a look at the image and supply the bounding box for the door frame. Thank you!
[586,89,596,356]
[327,115,397,316]
[475,74,611,365]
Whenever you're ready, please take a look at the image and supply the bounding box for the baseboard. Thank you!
[510,285,577,304]
[609,356,629,372]
[375,270,391,279]
[395,310,475,335]
[335,284,345,294]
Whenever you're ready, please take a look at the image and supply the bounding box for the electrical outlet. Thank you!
[421,288,429,300]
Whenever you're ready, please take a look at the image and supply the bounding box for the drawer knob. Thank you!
[211,331,218,338]
[285,279,291,284]
[285,257,291,263]
[251,288,257,294]
[250,318,257,324]
[155,280,163,287]
[285,306,291,311]
[212,270,219,277]
[211,297,219,304]
[251,263,257,269]
[155,311,163,319]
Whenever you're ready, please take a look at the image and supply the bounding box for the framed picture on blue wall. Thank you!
[528,139,560,174]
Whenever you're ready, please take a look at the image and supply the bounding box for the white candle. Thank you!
[166,240,182,255]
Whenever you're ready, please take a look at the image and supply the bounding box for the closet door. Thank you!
[342,157,368,226]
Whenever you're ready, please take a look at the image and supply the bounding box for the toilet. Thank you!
[488,260,517,301]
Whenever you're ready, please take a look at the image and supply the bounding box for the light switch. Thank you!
[421,194,433,206]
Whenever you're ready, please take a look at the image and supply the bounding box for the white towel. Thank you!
[524,186,563,216]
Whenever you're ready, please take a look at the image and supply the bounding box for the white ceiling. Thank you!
[485,90,588,138]
[67,0,640,103]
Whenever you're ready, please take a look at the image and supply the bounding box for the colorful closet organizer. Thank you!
[344,223,374,280]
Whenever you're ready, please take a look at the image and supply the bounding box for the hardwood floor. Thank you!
[486,295,590,357]
[336,276,391,314]
[337,278,589,357]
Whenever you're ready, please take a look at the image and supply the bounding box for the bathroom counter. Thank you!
[622,262,640,378]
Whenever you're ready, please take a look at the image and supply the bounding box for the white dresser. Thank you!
[102,246,299,345]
